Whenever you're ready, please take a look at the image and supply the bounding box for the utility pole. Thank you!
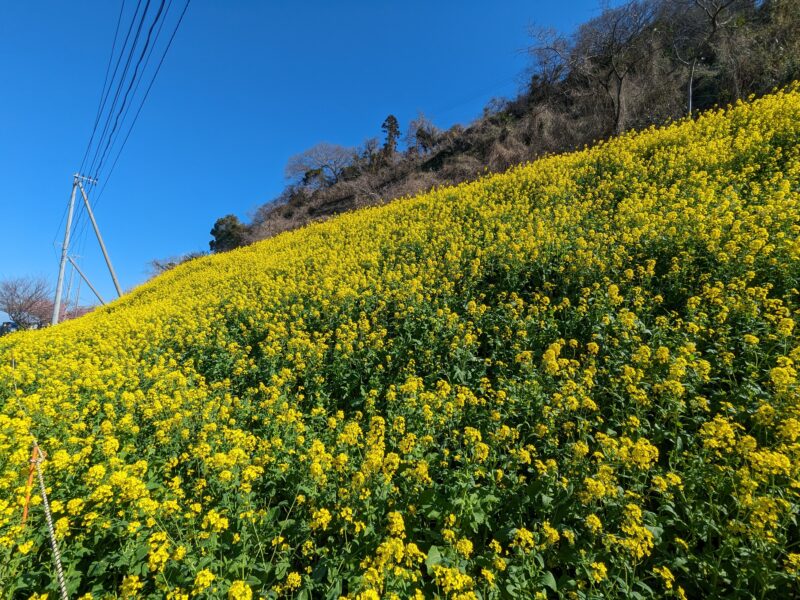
[70,271,83,319]
[67,256,106,305]
[77,177,122,297]
[52,173,122,325]
[51,175,78,325]
[64,262,75,317]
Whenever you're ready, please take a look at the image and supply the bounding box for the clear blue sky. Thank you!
[0,0,607,315]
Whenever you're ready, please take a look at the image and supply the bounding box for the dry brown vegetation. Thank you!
[206,0,799,253]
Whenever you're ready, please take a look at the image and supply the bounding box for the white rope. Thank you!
[10,357,70,599]
[33,446,69,600]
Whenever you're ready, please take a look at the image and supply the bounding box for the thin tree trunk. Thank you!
[614,76,625,134]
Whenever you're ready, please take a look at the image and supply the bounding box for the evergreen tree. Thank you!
[381,115,401,155]
[210,215,248,252]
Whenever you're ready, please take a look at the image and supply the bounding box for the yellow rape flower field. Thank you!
[3,86,800,599]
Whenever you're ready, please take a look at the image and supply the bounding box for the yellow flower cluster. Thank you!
[2,85,800,597]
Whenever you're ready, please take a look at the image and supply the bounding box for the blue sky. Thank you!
[0,1,607,316]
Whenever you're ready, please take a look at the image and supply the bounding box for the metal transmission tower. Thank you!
[51,174,120,325]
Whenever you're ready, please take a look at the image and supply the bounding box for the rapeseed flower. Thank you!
[2,84,800,599]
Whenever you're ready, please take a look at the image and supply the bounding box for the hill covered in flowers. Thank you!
[2,86,800,599]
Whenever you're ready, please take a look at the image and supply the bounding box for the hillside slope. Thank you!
[226,0,800,251]
[2,87,800,598]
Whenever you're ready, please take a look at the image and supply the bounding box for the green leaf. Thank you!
[425,545,443,574]
[326,579,342,600]
[275,560,290,579]
[645,524,664,540]
[539,571,557,591]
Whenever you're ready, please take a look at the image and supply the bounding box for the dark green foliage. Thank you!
[209,214,248,253]
[381,115,401,156]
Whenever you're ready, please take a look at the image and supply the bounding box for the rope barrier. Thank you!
[10,357,70,599]
[32,443,70,600]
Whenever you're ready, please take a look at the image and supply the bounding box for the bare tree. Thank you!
[526,26,571,93]
[693,0,740,35]
[149,251,207,277]
[527,2,658,134]
[404,112,440,156]
[663,0,742,111]
[285,142,356,188]
[571,0,658,134]
[358,137,382,174]
[0,277,52,329]
[665,13,706,114]
[700,0,756,100]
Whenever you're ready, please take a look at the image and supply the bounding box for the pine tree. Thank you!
[210,215,248,252]
[381,115,401,156]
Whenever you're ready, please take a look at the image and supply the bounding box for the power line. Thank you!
[426,73,523,123]
[93,0,168,180]
[50,191,73,259]
[51,0,191,318]
[102,0,175,166]
[68,190,92,281]
[78,0,128,178]
[87,0,152,179]
[74,1,155,256]
[82,0,146,178]
[92,0,175,188]
[75,0,172,264]
[75,0,191,278]
[92,0,191,208]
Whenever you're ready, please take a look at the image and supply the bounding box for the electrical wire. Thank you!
[86,0,152,179]
[93,0,167,180]
[54,0,191,309]
[68,189,91,281]
[81,0,146,178]
[73,0,167,264]
[50,189,73,260]
[78,0,128,178]
[97,0,174,175]
[426,73,523,123]
[92,0,191,209]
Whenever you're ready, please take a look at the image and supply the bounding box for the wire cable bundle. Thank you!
[57,0,191,306]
